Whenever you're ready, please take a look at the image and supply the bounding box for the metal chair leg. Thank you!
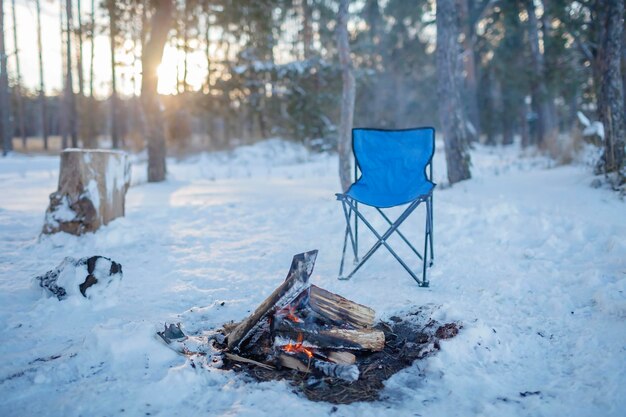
[428,196,434,266]
[354,201,359,263]
[339,198,425,285]
[421,202,431,287]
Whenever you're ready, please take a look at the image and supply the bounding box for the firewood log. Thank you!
[308,285,375,328]
[327,351,356,365]
[274,321,385,351]
[278,353,360,381]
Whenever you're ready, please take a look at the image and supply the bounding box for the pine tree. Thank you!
[107,0,119,148]
[10,0,25,148]
[0,0,13,155]
[143,0,174,182]
[36,0,48,150]
[65,0,78,148]
[437,0,471,184]
[596,0,625,181]
[337,0,355,192]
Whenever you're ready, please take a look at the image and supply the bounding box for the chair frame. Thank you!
[336,127,435,287]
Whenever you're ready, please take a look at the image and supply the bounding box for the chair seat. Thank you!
[344,180,434,208]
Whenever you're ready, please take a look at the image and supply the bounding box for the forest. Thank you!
[0,0,624,187]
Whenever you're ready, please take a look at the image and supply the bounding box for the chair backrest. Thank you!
[351,127,435,202]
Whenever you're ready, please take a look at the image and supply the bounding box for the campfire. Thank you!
[159,250,460,403]
[220,250,387,382]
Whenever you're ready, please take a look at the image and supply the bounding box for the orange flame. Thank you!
[284,304,301,323]
[282,333,314,359]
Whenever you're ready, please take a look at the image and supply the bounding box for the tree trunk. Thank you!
[525,0,556,146]
[302,0,312,59]
[204,15,211,94]
[540,0,559,135]
[10,0,25,148]
[36,0,48,150]
[597,0,625,179]
[76,0,85,146]
[76,0,84,98]
[0,0,13,155]
[437,0,471,184]
[108,1,119,148]
[60,0,68,149]
[182,1,189,93]
[622,23,626,117]
[458,0,480,142]
[84,0,97,148]
[65,0,78,148]
[336,0,355,192]
[142,0,174,182]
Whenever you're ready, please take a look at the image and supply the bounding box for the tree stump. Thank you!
[42,149,131,235]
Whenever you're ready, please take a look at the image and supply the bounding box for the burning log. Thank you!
[274,322,385,352]
[227,250,318,351]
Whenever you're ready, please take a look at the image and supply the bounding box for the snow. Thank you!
[0,140,624,417]
[46,195,77,223]
[584,122,605,140]
[577,111,605,140]
[577,111,591,127]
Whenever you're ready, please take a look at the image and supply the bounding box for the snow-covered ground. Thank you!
[0,140,624,417]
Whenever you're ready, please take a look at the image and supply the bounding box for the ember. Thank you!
[276,303,302,323]
[282,334,314,359]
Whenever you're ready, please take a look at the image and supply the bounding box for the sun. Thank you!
[156,44,209,95]
[156,46,180,95]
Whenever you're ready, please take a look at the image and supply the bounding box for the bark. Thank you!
[204,14,210,94]
[65,0,78,148]
[77,0,84,97]
[437,0,471,184]
[36,0,48,150]
[142,0,174,182]
[0,0,13,155]
[597,0,625,178]
[302,0,313,59]
[182,1,189,93]
[520,105,530,148]
[76,0,84,146]
[108,2,119,148]
[458,0,480,141]
[10,0,25,148]
[84,0,97,148]
[540,0,559,135]
[622,24,626,117]
[336,0,355,192]
[59,0,68,149]
[525,0,556,146]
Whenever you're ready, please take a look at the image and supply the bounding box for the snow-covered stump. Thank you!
[42,149,131,236]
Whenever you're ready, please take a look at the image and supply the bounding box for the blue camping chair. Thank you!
[336,127,435,287]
